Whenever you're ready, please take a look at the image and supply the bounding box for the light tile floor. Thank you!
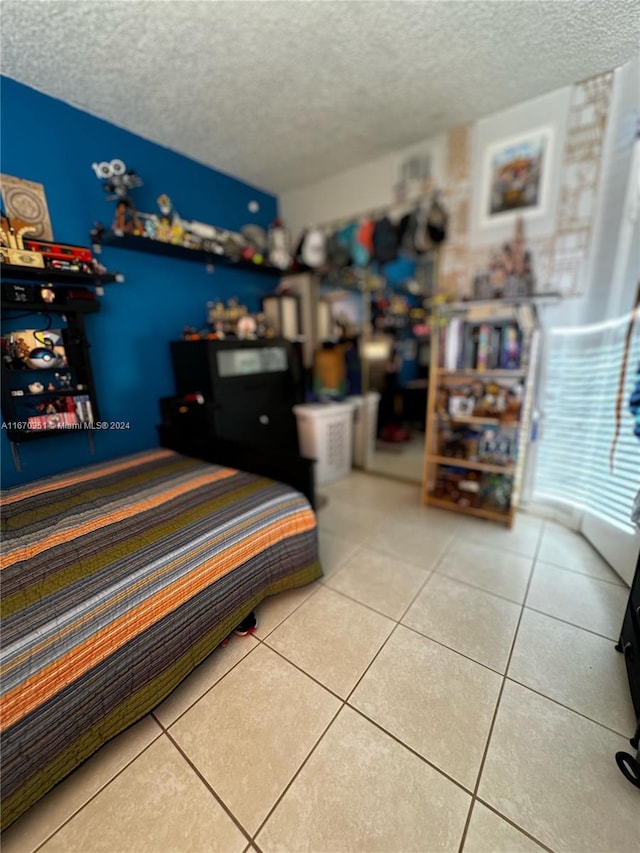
[3,472,639,853]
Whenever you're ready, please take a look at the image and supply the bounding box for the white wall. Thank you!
[584,55,639,324]
[282,64,638,325]
[281,133,448,237]
[469,86,572,249]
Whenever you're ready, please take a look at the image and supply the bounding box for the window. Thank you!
[533,311,640,533]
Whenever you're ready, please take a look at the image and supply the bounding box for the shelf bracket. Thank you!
[10,441,22,472]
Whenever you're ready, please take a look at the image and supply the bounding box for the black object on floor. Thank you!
[614,549,640,787]
[234,611,257,636]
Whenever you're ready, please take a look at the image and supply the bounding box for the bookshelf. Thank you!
[422,301,540,527]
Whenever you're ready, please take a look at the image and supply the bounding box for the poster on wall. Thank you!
[0,174,54,240]
[480,126,553,228]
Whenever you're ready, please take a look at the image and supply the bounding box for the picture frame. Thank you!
[479,126,554,228]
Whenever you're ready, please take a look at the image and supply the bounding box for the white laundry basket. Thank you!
[347,392,381,469]
[293,401,355,484]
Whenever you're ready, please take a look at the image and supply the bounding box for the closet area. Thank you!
[278,185,447,484]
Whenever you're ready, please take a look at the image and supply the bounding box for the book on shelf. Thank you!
[451,320,522,371]
[444,317,463,370]
[73,394,94,424]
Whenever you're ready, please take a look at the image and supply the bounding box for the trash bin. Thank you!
[347,391,381,469]
[293,401,356,484]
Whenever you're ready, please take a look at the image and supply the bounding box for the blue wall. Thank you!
[1,77,280,487]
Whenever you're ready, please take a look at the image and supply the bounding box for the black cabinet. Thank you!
[168,338,302,452]
[158,337,315,507]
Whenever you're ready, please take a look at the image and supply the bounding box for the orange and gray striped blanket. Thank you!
[0,448,321,829]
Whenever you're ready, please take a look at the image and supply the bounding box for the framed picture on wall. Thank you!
[480,126,554,228]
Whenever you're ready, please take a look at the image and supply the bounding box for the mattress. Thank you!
[0,448,321,829]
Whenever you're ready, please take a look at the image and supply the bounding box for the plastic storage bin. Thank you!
[293,401,355,484]
[348,391,381,468]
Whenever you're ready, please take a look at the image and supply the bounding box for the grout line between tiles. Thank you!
[154,637,261,731]
[456,515,546,853]
[250,549,445,841]
[503,675,636,741]
[432,566,530,606]
[316,577,423,623]
[522,603,622,644]
[398,621,510,679]
[345,702,474,797]
[259,638,347,704]
[164,729,254,848]
[30,728,165,853]
[368,539,457,572]
[344,622,402,704]
[255,579,324,642]
[535,558,627,588]
[250,704,344,845]
[472,798,555,852]
[339,547,452,706]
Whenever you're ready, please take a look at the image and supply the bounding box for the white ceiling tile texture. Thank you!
[2,0,639,193]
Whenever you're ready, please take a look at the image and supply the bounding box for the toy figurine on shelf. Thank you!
[156,194,179,243]
[0,215,43,267]
[237,316,258,339]
[182,325,200,341]
[91,159,144,235]
[473,216,536,300]
[267,218,292,270]
[205,298,249,337]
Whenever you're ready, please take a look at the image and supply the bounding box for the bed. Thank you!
[0,448,321,829]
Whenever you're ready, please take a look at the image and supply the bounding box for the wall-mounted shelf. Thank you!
[2,299,101,314]
[440,293,563,312]
[91,228,294,277]
[10,387,88,398]
[1,250,118,467]
[1,265,121,286]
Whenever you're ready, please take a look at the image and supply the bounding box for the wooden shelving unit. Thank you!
[422,301,540,527]
[425,495,512,524]
[425,455,516,475]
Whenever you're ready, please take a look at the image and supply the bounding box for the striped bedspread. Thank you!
[0,448,321,829]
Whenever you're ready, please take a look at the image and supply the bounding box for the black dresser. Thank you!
[168,338,301,450]
[615,549,640,787]
[157,337,316,508]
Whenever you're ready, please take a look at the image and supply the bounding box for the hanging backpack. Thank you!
[352,219,374,267]
[326,226,352,269]
[372,216,399,264]
[426,197,448,245]
[300,227,327,268]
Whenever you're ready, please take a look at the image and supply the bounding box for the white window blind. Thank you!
[533,311,640,533]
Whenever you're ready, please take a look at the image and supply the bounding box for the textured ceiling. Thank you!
[2,0,639,194]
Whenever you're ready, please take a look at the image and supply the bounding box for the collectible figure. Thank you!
[267,218,292,270]
[92,159,144,235]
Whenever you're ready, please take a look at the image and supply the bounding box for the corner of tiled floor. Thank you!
[3,471,638,852]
